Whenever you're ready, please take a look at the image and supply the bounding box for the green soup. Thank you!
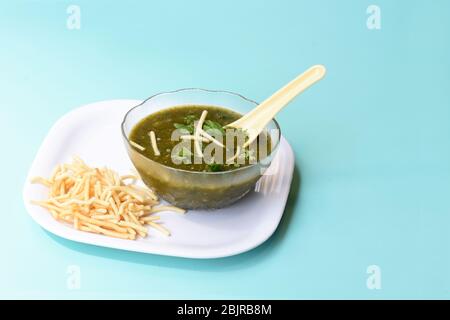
[129,105,271,172]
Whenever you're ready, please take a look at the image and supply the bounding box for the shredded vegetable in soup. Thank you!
[129,105,272,172]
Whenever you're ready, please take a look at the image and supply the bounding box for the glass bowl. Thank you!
[121,88,281,209]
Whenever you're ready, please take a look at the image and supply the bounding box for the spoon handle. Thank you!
[234,65,326,128]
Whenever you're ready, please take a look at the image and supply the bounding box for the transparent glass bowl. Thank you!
[121,88,281,209]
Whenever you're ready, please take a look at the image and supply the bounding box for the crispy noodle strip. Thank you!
[180,135,210,143]
[147,222,171,236]
[30,156,187,240]
[130,140,145,151]
[194,110,208,158]
[150,205,186,214]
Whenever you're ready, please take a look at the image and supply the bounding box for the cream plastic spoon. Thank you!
[225,64,326,147]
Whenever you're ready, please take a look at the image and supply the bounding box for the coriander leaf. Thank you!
[179,147,192,157]
[174,123,194,134]
[203,120,225,135]
[173,146,192,164]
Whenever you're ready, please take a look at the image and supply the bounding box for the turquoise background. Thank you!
[1,0,449,299]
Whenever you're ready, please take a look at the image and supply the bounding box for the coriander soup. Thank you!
[124,100,279,209]
[129,105,271,172]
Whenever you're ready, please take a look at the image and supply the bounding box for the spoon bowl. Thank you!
[225,64,326,147]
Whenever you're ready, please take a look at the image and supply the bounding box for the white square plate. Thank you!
[22,100,295,259]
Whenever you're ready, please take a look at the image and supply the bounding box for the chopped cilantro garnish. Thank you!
[203,120,225,135]
[174,123,194,134]
[207,163,223,172]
